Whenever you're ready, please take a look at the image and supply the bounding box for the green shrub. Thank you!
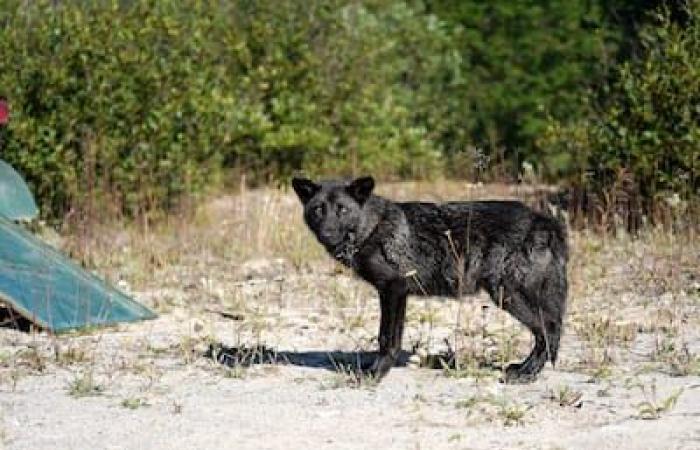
[0,0,238,216]
[425,0,611,173]
[0,0,453,218]
[540,3,699,221]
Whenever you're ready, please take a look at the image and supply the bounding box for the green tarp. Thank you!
[0,160,39,220]
[0,159,155,331]
[0,215,156,331]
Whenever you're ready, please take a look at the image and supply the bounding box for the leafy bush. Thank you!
[541,3,699,219]
[1,0,236,216]
[0,0,454,218]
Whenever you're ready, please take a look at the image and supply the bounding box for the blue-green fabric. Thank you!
[0,215,156,331]
[0,160,39,221]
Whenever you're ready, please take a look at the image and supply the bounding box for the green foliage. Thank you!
[1,0,236,216]
[0,0,451,218]
[0,0,696,221]
[542,4,700,201]
[425,0,611,172]
[231,0,454,179]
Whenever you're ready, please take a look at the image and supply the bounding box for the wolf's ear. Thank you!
[292,177,320,204]
[346,176,375,205]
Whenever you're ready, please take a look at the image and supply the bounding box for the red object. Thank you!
[0,99,8,125]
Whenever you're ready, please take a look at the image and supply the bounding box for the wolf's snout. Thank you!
[318,230,338,244]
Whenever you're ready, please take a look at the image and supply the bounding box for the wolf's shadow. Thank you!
[205,343,504,374]
[205,343,410,372]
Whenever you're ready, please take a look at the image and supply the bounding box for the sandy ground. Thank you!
[3,354,700,450]
[1,185,699,449]
[2,265,699,450]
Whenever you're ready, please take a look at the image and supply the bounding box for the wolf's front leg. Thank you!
[370,278,408,380]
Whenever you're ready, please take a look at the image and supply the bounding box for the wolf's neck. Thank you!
[356,195,392,244]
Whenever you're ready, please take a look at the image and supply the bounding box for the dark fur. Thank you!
[292,176,568,383]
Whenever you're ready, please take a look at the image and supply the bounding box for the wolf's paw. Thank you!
[501,362,538,384]
[365,355,395,381]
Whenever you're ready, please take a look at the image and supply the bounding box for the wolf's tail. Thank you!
[548,217,569,267]
[529,213,569,266]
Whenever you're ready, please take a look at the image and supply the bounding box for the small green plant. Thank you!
[499,402,528,426]
[146,342,171,356]
[634,381,683,420]
[455,394,529,426]
[121,397,149,410]
[549,384,583,407]
[447,433,462,443]
[434,342,500,382]
[221,365,247,380]
[67,371,104,398]
[587,363,614,382]
[454,396,481,410]
[441,359,497,382]
[342,313,367,330]
[652,336,700,376]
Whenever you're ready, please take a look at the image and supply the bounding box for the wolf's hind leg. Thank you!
[503,327,548,384]
[487,286,557,383]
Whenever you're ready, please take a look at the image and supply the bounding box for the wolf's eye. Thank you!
[313,205,324,218]
[337,205,348,215]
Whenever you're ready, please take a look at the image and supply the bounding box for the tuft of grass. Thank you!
[322,357,379,390]
[13,346,48,373]
[455,396,482,410]
[634,380,683,420]
[441,360,498,381]
[322,370,378,390]
[0,350,10,365]
[455,394,529,426]
[179,334,216,365]
[67,371,104,398]
[651,336,700,376]
[55,345,91,366]
[549,384,584,407]
[121,397,149,409]
[341,312,367,330]
[586,363,615,383]
[499,401,528,426]
[573,314,638,349]
[221,364,247,379]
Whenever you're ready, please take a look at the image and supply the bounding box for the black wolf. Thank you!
[292,176,568,383]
